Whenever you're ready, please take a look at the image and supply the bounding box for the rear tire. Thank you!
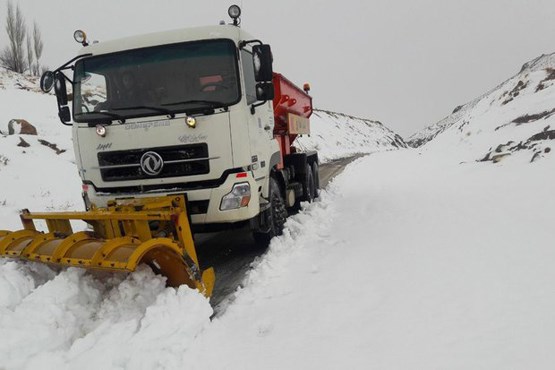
[311,162,320,198]
[303,163,316,203]
[292,163,316,213]
[253,177,287,246]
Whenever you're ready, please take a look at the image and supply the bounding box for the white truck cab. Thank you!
[41,6,318,242]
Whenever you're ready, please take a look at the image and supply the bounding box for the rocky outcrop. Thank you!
[0,119,38,135]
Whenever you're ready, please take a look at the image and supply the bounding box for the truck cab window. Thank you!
[241,50,257,105]
[74,72,108,113]
[73,39,241,122]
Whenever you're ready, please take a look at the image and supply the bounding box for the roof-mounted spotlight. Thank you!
[228,5,241,26]
[73,30,89,46]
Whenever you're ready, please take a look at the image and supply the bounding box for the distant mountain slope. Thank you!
[296,109,406,161]
[408,52,555,164]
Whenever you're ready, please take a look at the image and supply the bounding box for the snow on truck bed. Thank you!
[1,51,555,370]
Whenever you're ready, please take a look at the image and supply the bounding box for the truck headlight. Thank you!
[220,182,251,211]
[96,124,107,137]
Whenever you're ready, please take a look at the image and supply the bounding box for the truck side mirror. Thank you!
[59,106,71,123]
[40,71,55,93]
[53,72,72,124]
[54,72,68,106]
[250,82,275,114]
[256,82,274,101]
[252,44,273,82]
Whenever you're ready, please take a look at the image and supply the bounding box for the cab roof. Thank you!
[78,25,254,56]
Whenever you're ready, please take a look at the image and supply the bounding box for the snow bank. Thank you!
[185,146,555,369]
[0,262,212,370]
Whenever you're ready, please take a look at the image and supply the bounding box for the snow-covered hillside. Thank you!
[408,53,555,165]
[0,71,83,231]
[296,109,406,161]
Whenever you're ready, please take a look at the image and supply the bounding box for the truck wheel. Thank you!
[253,177,287,246]
[303,163,316,203]
[311,162,320,198]
[292,163,316,213]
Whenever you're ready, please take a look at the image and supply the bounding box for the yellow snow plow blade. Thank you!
[0,195,214,297]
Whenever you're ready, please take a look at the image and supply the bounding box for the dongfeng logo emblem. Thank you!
[140,151,164,176]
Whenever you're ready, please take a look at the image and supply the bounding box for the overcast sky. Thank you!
[1,0,555,137]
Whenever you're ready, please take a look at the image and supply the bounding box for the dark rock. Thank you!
[6,119,38,135]
[512,109,555,125]
[502,80,528,105]
[528,130,555,141]
[17,137,30,147]
[38,139,66,155]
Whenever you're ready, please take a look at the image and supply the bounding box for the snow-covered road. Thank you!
[1,146,554,369]
[197,155,364,314]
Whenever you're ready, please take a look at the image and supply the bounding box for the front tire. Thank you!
[253,177,287,246]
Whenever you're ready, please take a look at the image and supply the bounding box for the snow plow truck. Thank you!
[0,5,318,297]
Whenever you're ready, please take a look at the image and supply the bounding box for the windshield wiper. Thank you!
[112,105,175,118]
[162,100,227,109]
[75,111,126,123]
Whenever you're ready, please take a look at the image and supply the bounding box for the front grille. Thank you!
[98,144,209,182]
[87,168,244,195]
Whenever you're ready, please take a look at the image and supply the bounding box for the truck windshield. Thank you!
[73,39,240,122]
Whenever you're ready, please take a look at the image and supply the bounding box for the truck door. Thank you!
[241,49,276,183]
